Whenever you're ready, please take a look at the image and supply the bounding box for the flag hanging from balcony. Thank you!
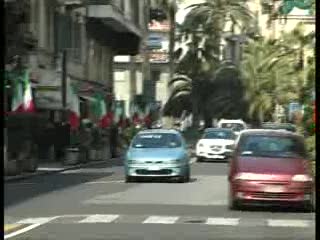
[11,70,35,113]
[68,84,80,130]
[92,93,110,128]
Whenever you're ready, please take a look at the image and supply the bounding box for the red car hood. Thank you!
[237,156,308,175]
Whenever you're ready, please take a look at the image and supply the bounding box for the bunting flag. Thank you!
[68,84,80,130]
[11,70,35,113]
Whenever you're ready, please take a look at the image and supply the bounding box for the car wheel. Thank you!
[197,157,203,162]
[125,175,135,183]
[184,168,190,182]
[228,190,240,210]
[302,199,314,212]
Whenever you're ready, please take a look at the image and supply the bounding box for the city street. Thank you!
[5,158,315,240]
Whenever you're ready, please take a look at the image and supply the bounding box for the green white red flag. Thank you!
[11,70,35,113]
[68,84,80,130]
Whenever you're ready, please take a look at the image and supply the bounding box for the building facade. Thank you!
[113,2,171,118]
[27,0,144,123]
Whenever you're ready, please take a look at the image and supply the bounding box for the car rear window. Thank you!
[221,123,245,132]
[203,130,235,140]
[237,135,307,159]
[132,133,182,148]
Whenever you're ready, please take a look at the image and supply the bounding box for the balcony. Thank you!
[85,0,142,55]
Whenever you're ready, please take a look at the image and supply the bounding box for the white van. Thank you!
[217,119,247,135]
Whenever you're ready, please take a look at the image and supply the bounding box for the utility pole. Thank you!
[168,0,176,79]
[142,0,151,113]
[61,49,68,122]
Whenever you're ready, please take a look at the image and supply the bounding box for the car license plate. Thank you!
[264,186,284,193]
[148,166,160,171]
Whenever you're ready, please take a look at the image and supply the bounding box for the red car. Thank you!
[228,129,314,211]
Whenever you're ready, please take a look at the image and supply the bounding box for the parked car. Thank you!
[261,122,297,132]
[217,119,247,135]
[228,129,314,211]
[124,129,190,183]
[196,128,236,162]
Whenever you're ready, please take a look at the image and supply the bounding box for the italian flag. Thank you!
[68,84,80,130]
[11,70,35,113]
[93,94,111,128]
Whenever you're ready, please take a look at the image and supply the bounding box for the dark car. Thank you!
[261,122,297,132]
[228,129,314,211]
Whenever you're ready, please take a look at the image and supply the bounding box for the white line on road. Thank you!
[206,217,239,226]
[267,219,312,228]
[5,217,58,239]
[84,180,124,184]
[37,167,65,171]
[143,216,179,224]
[79,214,119,223]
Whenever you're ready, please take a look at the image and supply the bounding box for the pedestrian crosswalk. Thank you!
[6,214,315,228]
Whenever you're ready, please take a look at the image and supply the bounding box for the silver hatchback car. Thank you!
[124,129,191,183]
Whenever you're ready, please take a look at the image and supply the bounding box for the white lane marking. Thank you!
[206,218,239,226]
[267,219,312,228]
[84,180,124,184]
[17,217,58,225]
[79,214,119,223]
[143,216,179,224]
[5,217,58,239]
[37,167,65,171]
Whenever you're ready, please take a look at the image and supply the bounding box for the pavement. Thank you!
[4,157,315,240]
[4,160,111,183]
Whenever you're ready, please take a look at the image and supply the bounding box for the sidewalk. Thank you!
[4,160,108,183]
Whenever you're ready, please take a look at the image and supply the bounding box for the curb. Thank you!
[4,160,109,183]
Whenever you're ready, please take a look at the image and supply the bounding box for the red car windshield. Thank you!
[238,135,307,159]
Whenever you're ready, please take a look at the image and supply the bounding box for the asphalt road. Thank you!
[4,158,315,240]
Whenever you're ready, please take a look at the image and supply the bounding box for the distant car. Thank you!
[124,129,190,183]
[151,120,162,129]
[217,119,247,135]
[261,122,296,132]
[196,128,236,162]
[228,129,314,211]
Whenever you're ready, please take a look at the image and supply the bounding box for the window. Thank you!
[132,133,182,148]
[203,130,235,140]
[238,135,307,159]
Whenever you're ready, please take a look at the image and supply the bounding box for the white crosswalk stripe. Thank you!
[143,216,179,224]
[7,215,314,228]
[79,214,119,223]
[17,217,58,225]
[206,217,239,226]
[267,219,312,228]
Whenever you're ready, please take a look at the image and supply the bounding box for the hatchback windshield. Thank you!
[238,135,307,158]
[132,133,182,148]
[203,130,235,140]
[221,123,245,132]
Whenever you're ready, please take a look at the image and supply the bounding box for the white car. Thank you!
[196,128,236,161]
[217,119,247,135]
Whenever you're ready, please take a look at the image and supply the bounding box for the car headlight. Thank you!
[233,173,260,181]
[292,174,313,182]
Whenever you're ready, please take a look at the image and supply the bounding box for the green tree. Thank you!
[240,38,297,126]
[165,0,254,127]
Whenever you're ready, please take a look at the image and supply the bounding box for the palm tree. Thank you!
[240,38,297,125]
[173,0,254,126]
